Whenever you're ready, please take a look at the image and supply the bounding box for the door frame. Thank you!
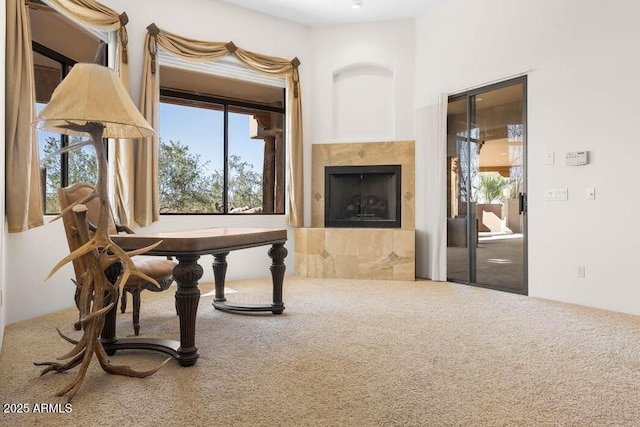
[446,76,528,295]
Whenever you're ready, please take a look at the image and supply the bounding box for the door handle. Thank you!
[519,192,527,214]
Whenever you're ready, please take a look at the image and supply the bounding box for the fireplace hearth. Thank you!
[324,165,401,228]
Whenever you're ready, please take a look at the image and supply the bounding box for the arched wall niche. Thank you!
[332,63,394,141]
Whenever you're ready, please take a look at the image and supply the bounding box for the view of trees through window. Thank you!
[39,129,97,214]
[159,89,285,215]
[158,139,263,214]
[38,85,285,215]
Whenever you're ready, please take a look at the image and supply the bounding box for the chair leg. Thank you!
[120,289,128,313]
[132,290,141,336]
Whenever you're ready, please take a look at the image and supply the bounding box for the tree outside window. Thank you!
[158,88,285,215]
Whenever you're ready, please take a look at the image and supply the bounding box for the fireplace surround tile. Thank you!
[295,141,415,281]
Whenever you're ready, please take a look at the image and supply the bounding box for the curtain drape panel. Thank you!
[137,24,304,227]
[43,0,134,226]
[415,94,448,281]
[425,95,448,281]
[5,0,44,232]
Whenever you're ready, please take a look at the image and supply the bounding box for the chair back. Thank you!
[57,183,118,281]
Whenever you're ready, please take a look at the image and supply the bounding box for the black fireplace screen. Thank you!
[324,165,401,228]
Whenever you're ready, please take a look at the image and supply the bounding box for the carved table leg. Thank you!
[173,254,202,367]
[100,257,201,365]
[213,252,229,303]
[213,242,287,314]
[269,243,287,314]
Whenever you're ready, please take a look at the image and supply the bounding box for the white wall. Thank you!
[3,0,311,324]
[415,0,640,315]
[310,20,415,144]
[332,64,395,141]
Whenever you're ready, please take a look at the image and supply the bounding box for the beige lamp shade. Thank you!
[32,63,154,139]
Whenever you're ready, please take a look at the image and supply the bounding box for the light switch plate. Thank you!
[546,188,568,201]
[545,151,555,165]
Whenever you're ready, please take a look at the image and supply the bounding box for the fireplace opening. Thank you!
[324,165,401,228]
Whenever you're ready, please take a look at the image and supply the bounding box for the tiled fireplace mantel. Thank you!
[295,141,415,281]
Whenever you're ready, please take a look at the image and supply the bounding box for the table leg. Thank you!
[173,254,202,367]
[212,242,287,314]
[213,252,229,302]
[100,256,204,366]
[269,243,287,314]
[101,258,184,363]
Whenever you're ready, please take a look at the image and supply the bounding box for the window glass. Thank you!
[158,102,224,213]
[159,83,285,215]
[37,102,62,213]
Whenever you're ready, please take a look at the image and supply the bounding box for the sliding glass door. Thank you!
[446,77,527,294]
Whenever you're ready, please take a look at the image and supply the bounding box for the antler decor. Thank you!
[32,64,169,402]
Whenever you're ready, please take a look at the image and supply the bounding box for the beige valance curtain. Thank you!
[138,24,304,227]
[43,0,135,226]
[5,0,44,232]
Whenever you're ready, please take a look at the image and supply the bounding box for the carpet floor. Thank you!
[1,276,639,426]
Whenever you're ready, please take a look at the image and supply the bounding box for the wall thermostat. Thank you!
[565,151,588,166]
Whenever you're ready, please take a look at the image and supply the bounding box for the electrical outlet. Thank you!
[577,266,585,278]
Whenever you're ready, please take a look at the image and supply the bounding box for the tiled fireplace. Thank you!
[295,141,415,281]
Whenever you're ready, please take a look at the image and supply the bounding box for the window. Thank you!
[30,1,107,213]
[34,44,101,214]
[158,67,286,214]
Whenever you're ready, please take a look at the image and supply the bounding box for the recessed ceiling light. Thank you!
[352,0,364,9]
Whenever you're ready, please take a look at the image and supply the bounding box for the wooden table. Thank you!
[104,227,288,367]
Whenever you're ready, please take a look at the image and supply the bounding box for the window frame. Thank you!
[159,87,287,215]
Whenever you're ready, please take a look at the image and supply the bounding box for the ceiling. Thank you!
[217,0,446,27]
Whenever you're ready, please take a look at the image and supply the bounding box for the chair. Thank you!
[58,183,177,336]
